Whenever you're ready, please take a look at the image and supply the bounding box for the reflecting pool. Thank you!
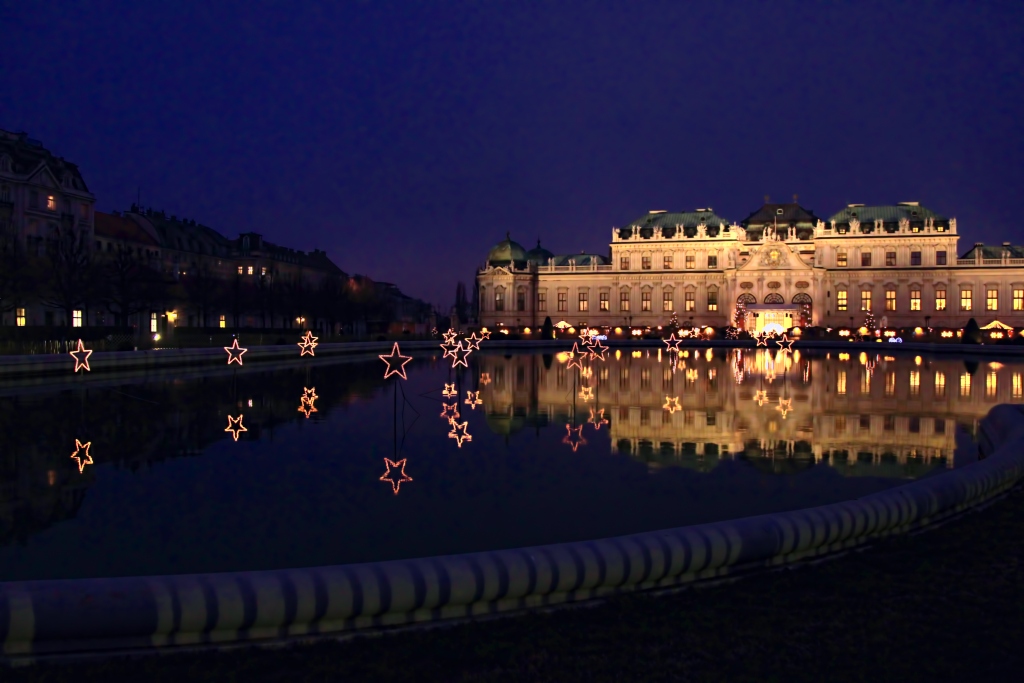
[0,347,1018,581]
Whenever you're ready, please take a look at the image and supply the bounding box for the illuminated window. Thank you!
[150,312,158,333]
[837,289,847,312]
[1015,289,1024,311]
[237,266,243,274]
[47,195,56,211]
[578,292,588,312]
[495,291,504,311]
[557,292,567,312]
[707,290,718,312]
[517,290,526,311]
[599,292,609,311]
[909,289,921,311]
[247,266,254,275]
[860,290,872,312]
[885,251,896,267]
[935,289,946,311]
[662,291,673,312]
[960,289,972,311]
[986,371,997,400]
[861,252,872,267]
[261,266,267,276]
[935,371,946,398]
[685,255,695,269]
[837,370,847,395]
[885,371,895,397]
[642,291,652,311]
[986,288,998,311]
[219,315,226,329]
[910,251,921,266]
[708,255,718,268]
[684,292,695,312]
[15,307,25,327]
[910,370,920,396]
[72,310,83,328]
[885,289,896,311]
[1014,373,1022,399]
[837,252,847,267]
[663,255,673,269]
[959,372,971,397]
[642,256,651,270]
[620,291,630,311]
[936,250,947,265]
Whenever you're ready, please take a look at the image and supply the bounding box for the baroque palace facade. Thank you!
[477,201,1024,333]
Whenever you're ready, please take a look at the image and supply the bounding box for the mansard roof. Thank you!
[959,243,1024,260]
[94,211,161,246]
[623,209,733,230]
[0,129,91,193]
[826,203,950,230]
[553,253,608,267]
[740,202,821,227]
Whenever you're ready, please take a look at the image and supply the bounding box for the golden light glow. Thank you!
[69,339,93,372]
[298,330,319,356]
[567,343,586,370]
[166,310,178,324]
[579,385,594,402]
[588,408,609,430]
[464,390,483,409]
[447,420,473,447]
[440,402,460,421]
[478,372,492,386]
[442,328,458,344]
[70,439,93,473]
[442,383,457,397]
[380,458,413,494]
[614,349,622,360]
[775,397,793,419]
[523,327,531,334]
[614,327,622,334]
[225,414,247,441]
[224,339,248,366]
[556,351,571,363]
[914,327,924,335]
[380,342,413,379]
[631,350,642,358]
[858,326,869,335]
[663,396,681,413]
[753,389,768,406]
[562,424,587,452]
[839,352,850,361]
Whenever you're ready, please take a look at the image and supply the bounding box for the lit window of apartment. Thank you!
[936,250,947,265]
[1014,288,1024,311]
[642,291,652,311]
[47,195,56,211]
[685,255,695,269]
[836,289,847,312]
[219,315,226,329]
[885,251,896,267]
[707,290,718,312]
[599,292,609,311]
[619,256,629,270]
[885,289,896,311]
[910,251,921,266]
[836,252,847,267]
[16,308,26,327]
[72,310,83,328]
[578,292,588,312]
[708,254,718,269]
[935,371,946,398]
[684,292,695,312]
[663,255,673,269]
[960,288,972,311]
[910,370,920,396]
[935,289,946,311]
[237,266,243,275]
[247,266,254,275]
[620,291,630,311]
[641,256,651,270]
[960,372,971,397]
[910,289,921,311]
[861,252,872,267]
[860,290,872,312]
[537,292,547,312]
[261,267,267,276]
[986,288,998,311]
[662,291,673,312]
[557,292,567,312]
[150,312,158,333]
[495,291,504,311]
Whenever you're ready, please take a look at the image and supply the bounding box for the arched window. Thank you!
[764,293,785,304]
[737,293,756,304]
[792,293,812,305]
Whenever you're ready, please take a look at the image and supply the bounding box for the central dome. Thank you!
[525,239,554,265]
[487,233,527,266]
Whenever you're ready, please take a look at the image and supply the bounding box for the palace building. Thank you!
[477,201,1024,333]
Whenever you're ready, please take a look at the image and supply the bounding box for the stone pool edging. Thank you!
[3,406,1024,660]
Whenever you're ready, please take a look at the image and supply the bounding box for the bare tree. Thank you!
[40,219,99,330]
[181,259,219,328]
[0,227,34,324]
[101,245,159,329]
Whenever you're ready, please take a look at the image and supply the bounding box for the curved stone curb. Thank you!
[3,405,1024,660]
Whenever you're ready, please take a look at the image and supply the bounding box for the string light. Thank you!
[725,328,740,340]
[302,387,318,403]
[298,387,319,418]
[440,340,459,359]
[563,424,587,452]
[379,342,413,379]
[588,338,608,361]
[224,339,248,366]
[225,414,247,441]
[451,342,472,368]
[380,458,413,494]
[442,383,458,397]
[756,332,769,347]
[69,339,93,372]
[478,329,492,340]
[70,439,93,473]
[297,330,319,356]
[448,420,473,447]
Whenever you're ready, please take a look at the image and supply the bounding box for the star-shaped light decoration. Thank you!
[663,396,681,414]
[379,342,413,379]
[579,328,595,345]
[587,337,608,361]
[70,439,93,473]
[775,334,795,352]
[567,342,585,371]
[451,342,471,369]
[464,390,483,410]
[298,398,318,418]
[478,329,491,340]
[755,333,769,347]
[463,332,482,351]
[225,414,247,441]
[69,339,93,373]
[448,420,473,448]
[775,397,793,419]
[442,328,458,344]
[380,458,413,494]
[224,338,248,366]
[442,383,458,398]
[579,385,594,402]
[563,424,587,452]
[478,372,492,386]
[662,333,683,352]
[753,389,768,406]
[588,408,609,430]
[440,402,460,421]
[297,330,319,357]
[440,340,459,359]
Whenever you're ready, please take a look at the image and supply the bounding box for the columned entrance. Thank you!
[745,304,801,335]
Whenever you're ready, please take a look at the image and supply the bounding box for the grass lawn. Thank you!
[8,484,1024,682]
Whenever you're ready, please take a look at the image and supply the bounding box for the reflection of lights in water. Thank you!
[556,351,571,363]
[442,383,457,398]
[70,439,93,473]
[225,414,247,441]
[440,402,460,421]
[48,470,57,486]
[380,342,413,379]
[563,424,587,452]
[478,329,491,340]
[302,387,318,403]
[451,342,472,368]
[775,397,793,419]
[248,399,253,408]
[70,339,93,372]
[705,349,713,361]
[753,389,768,406]
[464,391,483,409]
[448,420,472,447]
[440,340,458,359]
[478,373,491,386]
[380,458,413,494]
[580,366,593,379]
[631,350,642,359]
[298,387,319,418]
[578,385,594,402]
[588,408,608,429]
[663,396,681,413]
[224,339,247,366]
[567,343,585,370]
[297,331,319,356]
[588,338,608,361]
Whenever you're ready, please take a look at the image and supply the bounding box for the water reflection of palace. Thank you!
[476,349,1023,474]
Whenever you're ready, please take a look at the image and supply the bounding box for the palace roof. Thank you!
[740,202,821,227]
[0,129,91,193]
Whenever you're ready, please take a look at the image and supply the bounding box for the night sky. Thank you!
[3,1,1021,308]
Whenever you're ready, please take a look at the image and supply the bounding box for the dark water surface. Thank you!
[0,347,1018,581]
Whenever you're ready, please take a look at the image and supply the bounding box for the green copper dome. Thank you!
[525,239,554,265]
[487,233,527,266]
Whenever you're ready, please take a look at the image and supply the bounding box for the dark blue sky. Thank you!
[3,1,1021,308]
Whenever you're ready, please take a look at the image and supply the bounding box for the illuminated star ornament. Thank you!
[478,372,492,386]
[755,333,769,347]
[442,383,458,398]
[379,342,413,379]
[776,397,793,419]
[298,331,319,356]
[775,334,795,352]
[464,390,483,409]
[70,439,93,473]
[587,337,608,361]
[380,458,413,494]
[225,414,247,441]
[478,329,491,341]
[567,342,585,371]
[69,339,93,373]
[440,340,459,359]
[753,389,768,406]
[448,420,473,447]
[563,424,587,452]
[224,338,248,366]
[440,402,460,421]
[442,328,458,344]
[451,342,471,369]
[663,396,681,414]
[579,385,594,402]
[662,333,683,352]
[588,408,609,430]
[298,387,318,418]
[463,332,482,351]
